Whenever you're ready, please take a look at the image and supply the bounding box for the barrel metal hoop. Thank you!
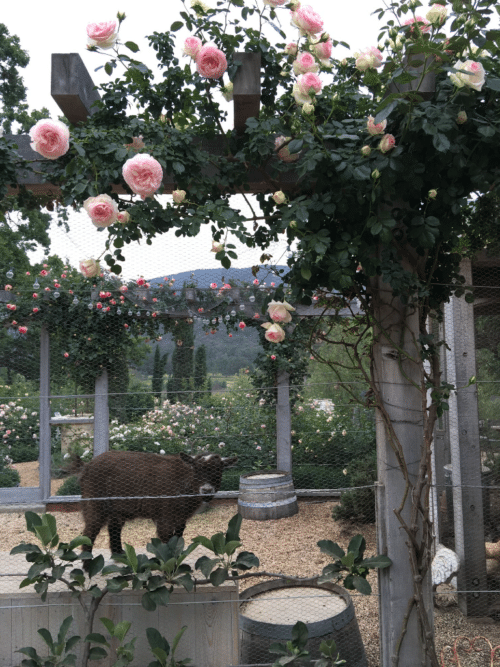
[238,496,298,509]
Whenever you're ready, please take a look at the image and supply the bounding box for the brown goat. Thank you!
[78,450,237,559]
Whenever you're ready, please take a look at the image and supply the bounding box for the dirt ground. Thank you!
[5,461,500,666]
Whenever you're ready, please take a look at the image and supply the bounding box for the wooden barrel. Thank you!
[238,471,298,520]
[239,579,367,667]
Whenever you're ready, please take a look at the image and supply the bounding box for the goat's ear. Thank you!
[222,456,238,468]
[179,452,195,465]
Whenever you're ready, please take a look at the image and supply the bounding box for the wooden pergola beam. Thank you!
[6,52,280,197]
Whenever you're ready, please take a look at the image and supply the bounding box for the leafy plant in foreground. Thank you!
[318,534,392,595]
[270,621,346,666]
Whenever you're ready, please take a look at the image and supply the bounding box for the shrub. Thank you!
[56,475,81,496]
[0,466,20,487]
[0,393,40,462]
[332,454,377,524]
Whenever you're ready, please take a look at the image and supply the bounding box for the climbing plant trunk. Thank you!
[372,269,435,667]
[276,370,292,472]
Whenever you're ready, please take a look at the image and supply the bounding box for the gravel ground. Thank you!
[5,462,500,666]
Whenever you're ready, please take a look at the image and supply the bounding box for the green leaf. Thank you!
[478,125,495,138]
[104,62,113,76]
[84,633,108,645]
[170,21,184,31]
[68,536,92,550]
[361,555,392,569]
[99,618,115,636]
[347,534,365,559]
[224,540,241,556]
[234,551,259,570]
[10,543,42,556]
[210,567,228,586]
[112,621,132,643]
[146,627,170,653]
[432,133,450,152]
[57,616,74,645]
[352,575,372,595]
[301,266,311,281]
[124,41,139,53]
[87,554,104,579]
[88,646,108,660]
[171,626,188,656]
[291,621,308,649]
[211,532,226,555]
[192,535,214,551]
[225,514,242,542]
[37,628,55,652]
[373,99,398,124]
[124,544,138,572]
[16,647,39,660]
[486,78,500,91]
[287,139,303,154]
[317,540,345,559]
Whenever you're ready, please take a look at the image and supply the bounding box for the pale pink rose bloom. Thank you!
[367,115,387,136]
[183,36,202,59]
[450,60,485,91]
[355,47,383,72]
[83,194,119,227]
[426,4,447,25]
[361,145,371,156]
[196,43,227,79]
[211,240,224,252]
[122,154,163,199]
[403,16,431,36]
[267,300,295,323]
[456,110,467,124]
[173,189,186,204]
[86,21,118,49]
[79,259,100,278]
[29,119,70,160]
[379,134,396,153]
[297,72,322,96]
[221,82,234,102]
[274,136,300,163]
[293,52,319,75]
[261,322,286,342]
[310,35,333,61]
[18,326,28,335]
[293,82,313,106]
[117,211,130,224]
[264,0,287,6]
[272,190,286,205]
[285,42,298,56]
[291,5,324,35]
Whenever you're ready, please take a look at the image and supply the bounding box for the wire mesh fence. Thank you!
[1,243,500,665]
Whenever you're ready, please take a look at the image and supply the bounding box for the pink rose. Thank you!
[79,259,100,278]
[211,240,224,253]
[64,352,69,358]
[239,322,246,329]
[119,285,128,292]
[253,279,259,285]
[291,5,324,35]
[210,283,217,289]
[86,21,118,49]
[274,136,300,163]
[264,0,287,5]
[297,72,322,96]
[122,154,163,199]
[33,307,39,313]
[261,322,286,342]
[33,293,39,298]
[426,4,447,25]
[355,47,383,72]
[267,300,295,323]
[367,115,387,136]
[117,211,130,224]
[403,16,431,36]
[4,284,12,291]
[310,35,333,61]
[83,194,119,227]
[196,43,227,79]
[379,134,396,153]
[361,145,371,156]
[183,36,202,59]
[450,60,485,91]
[29,119,70,160]
[173,190,186,204]
[456,110,467,124]
[272,190,286,205]
[271,355,276,360]
[39,270,48,277]
[285,43,298,56]
[293,52,318,75]
[18,326,28,335]
[6,304,16,311]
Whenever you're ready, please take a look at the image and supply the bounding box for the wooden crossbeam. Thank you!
[6,52,276,197]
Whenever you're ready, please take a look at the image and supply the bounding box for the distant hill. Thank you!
[149,266,288,288]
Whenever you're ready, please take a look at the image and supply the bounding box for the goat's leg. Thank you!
[108,515,126,555]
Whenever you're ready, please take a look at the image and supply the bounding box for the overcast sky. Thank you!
[2,0,431,279]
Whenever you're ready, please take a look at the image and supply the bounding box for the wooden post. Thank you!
[276,370,292,472]
[444,259,487,615]
[233,52,261,135]
[93,370,109,456]
[39,324,51,501]
[373,272,433,667]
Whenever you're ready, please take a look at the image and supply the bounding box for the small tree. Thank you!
[167,320,195,403]
[152,344,168,401]
[193,344,207,393]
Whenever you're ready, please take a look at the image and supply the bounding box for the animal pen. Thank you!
[1,54,500,667]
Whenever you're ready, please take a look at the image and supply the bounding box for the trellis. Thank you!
[2,49,494,665]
